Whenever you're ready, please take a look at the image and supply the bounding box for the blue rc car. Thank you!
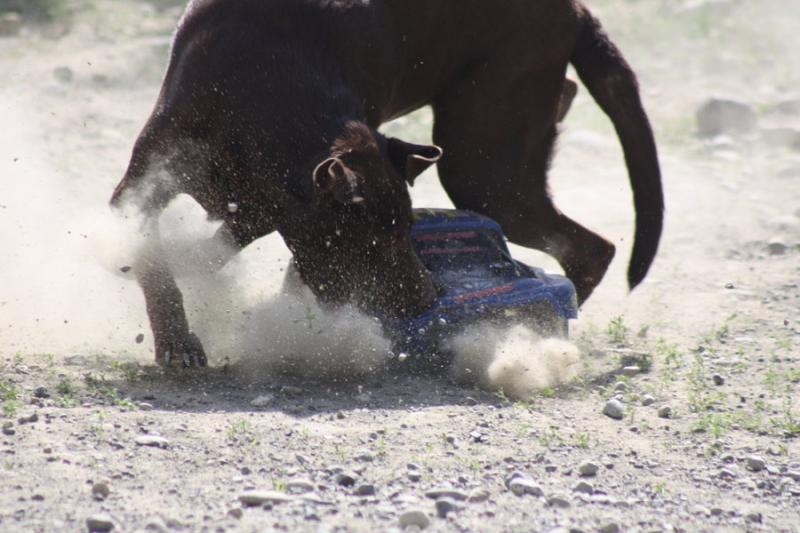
[383,208,578,369]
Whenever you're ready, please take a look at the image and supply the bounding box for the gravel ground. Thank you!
[1,1,800,532]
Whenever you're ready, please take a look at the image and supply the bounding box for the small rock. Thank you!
[641,395,656,406]
[33,387,50,399]
[280,385,303,395]
[407,472,422,483]
[227,508,243,520]
[578,461,599,477]
[622,366,640,377]
[355,484,376,496]
[746,455,766,472]
[425,488,469,501]
[696,98,757,137]
[746,512,763,524]
[719,468,738,480]
[398,509,430,529]
[785,470,800,482]
[0,13,22,37]
[286,478,315,494]
[86,513,114,532]
[334,472,357,487]
[572,481,594,495]
[613,382,628,392]
[603,399,625,420]
[767,240,788,256]
[712,374,725,386]
[134,435,169,449]
[599,523,620,533]
[354,450,374,462]
[504,471,527,488]
[467,488,490,503]
[469,430,484,443]
[18,413,38,425]
[92,481,110,501]
[238,490,292,507]
[2,423,14,436]
[657,406,672,419]
[435,498,462,518]
[547,495,571,508]
[250,394,274,407]
[134,333,144,344]
[509,478,544,497]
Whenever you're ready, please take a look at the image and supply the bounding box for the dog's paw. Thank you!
[156,331,207,368]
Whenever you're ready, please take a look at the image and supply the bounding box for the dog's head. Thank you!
[286,121,442,318]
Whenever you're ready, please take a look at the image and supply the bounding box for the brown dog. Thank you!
[111,0,663,367]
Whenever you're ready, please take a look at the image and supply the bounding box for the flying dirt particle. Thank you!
[447,323,580,400]
[135,333,144,344]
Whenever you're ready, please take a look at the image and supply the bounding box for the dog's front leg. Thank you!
[135,217,207,368]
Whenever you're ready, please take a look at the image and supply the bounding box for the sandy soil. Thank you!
[1,1,800,532]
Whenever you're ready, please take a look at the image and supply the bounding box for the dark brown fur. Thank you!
[111,0,663,367]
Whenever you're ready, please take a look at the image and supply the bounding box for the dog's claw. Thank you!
[155,331,207,368]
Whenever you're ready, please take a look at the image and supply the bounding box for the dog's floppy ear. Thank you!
[386,138,443,186]
[312,156,365,205]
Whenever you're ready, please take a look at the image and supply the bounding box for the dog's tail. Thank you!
[570,10,664,292]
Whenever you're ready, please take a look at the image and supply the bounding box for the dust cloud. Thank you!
[447,324,581,400]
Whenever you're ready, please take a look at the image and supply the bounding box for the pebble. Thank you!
[578,461,599,477]
[33,387,50,399]
[86,513,114,532]
[613,382,628,392]
[603,399,625,420]
[547,495,571,508]
[622,366,641,377]
[250,395,274,407]
[355,484,376,496]
[767,240,788,256]
[509,478,544,497]
[286,478,315,494]
[642,395,656,406]
[92,482,110,501]
[407,472,422,482]
[746,512,763,523]
[785,470,800,482]
[657,406,672,419]
[746,455,766,472]
[719,468,738,480]
[425,488,469,501]
[398,509,430,529]
[2,422,14,436]
[467,488,490,503]
[334,472,357,487]
[572,481,594,494]
[227,508,243,520]
[134,435,169,449]
[599,523,620,533]
[696,98,757,137]
[712,374,725,386]
[18,413,38,425]
[504,471,526,488]
[238,490,292,507]
[435,498,462,518]
[354,450,374,462]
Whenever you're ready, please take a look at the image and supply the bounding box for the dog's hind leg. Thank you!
[432,65,615,305]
